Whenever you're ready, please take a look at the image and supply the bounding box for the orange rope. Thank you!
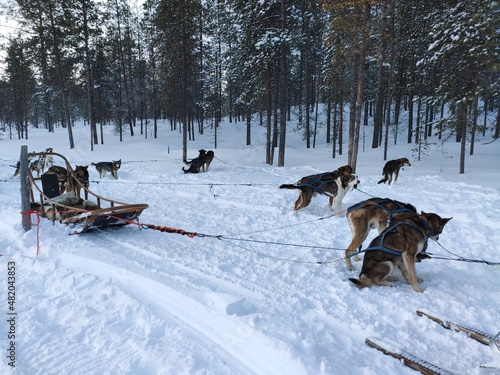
[20,210,41,256]
[142,223,197,238]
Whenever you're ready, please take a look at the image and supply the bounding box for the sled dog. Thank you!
[12,155,35,178]
[92,160,121,179]
[44,148,54,170]
[203,150,215,172]
[30,159,43,176]
[72,165,90,199]
[345,198,417,271]
[12,161,21,178]
[279,165,359,212]
[30,202,66,222]
[183,149,206,174]
[349,212,452,292]
[378,158,411,185]
[29,148,54,177]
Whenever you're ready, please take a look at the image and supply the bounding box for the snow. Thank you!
[1,116,499,375]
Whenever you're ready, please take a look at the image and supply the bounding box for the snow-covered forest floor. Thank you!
[1,116,499,374]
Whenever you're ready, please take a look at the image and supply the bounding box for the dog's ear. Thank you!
[341,175,350,188]
[442,217,453,225]
[342,165,353,175]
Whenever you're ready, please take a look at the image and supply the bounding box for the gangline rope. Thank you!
[19,205,500,266]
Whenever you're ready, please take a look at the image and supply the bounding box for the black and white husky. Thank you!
[91,159,122,179]
[378,158,411,185]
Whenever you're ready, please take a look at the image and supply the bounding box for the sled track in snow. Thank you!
[60,232,306,375]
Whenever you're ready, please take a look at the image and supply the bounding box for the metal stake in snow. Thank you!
[365,337,453,375]
[416,310,498,346]
[481,331,500,370]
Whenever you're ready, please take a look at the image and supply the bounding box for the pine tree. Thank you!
[421,0,499,173]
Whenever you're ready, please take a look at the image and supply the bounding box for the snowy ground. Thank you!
[0,117,499,375]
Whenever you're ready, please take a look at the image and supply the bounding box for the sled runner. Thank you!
[27,151,148,234]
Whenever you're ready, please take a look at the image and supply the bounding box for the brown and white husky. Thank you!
[349,212,451,293]
[279,165,359,212]
[345,198,417,271]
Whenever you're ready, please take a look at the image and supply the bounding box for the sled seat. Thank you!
[41,173,60,198]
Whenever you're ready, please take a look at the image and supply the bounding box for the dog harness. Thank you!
[294,172,340,196]
[347,198,415,227]
[353,217,437,258]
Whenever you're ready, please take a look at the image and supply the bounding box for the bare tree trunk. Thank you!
[326,100,331,144]
[383,0,395,161]
[277,0,287,167]
[373,0,387,149]
[495,104,500,139]
[458,101,467,174]
[82,0,97,150]
[348,57,358,164]
[115,0,134,137]
[271,79,279,162]
[47,0,74,149]
[414,96,421,144]
[266,64,272,164]
[34,0,53,133]
[313,61,321,148]
[305,46,310,148]
[407,61,415,144]
[470,95,478,155]
[482,97,488,137]
[150,44,158,139]
[348,2,370,172]
[19,46,29,141]
[246,107,251,145]
[332,100,337,158]
[182,8,188,161]
[339,84,344,155]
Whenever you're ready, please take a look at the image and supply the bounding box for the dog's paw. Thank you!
[404,277,423,284]
[385,276,399,283]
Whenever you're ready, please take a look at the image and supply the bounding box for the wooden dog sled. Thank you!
[27,151,148,234]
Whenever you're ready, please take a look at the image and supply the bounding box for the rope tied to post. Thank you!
[20,210,42,256]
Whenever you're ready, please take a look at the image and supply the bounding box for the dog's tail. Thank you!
[183,159,191,165]
[349,275,373,289]
[377,176,387,184]
[279,184,302,190]
[91,162,97,166]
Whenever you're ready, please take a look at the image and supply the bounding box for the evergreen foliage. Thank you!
[0,0,497,171]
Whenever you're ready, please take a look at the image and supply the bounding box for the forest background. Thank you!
[0,0,498,171]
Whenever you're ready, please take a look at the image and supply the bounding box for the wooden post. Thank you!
[20,146,31,232]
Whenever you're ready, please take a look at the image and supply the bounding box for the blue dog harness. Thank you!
[295,172,340,196]
[357,218,435,257]
[347,198,415,227]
